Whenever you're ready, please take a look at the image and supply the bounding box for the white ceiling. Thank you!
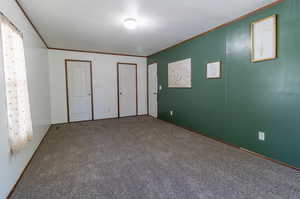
[18,0,278,56]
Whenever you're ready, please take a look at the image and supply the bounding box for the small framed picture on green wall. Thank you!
[251,15,277,62]
[206,61,221,79]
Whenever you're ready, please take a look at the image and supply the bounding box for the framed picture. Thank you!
[168,58,192,88]
[251,15,277,62]
[206,61,221,79]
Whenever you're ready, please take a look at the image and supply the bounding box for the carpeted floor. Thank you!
[11,116,300,199]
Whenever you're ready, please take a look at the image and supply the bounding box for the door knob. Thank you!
[153,92,157,95]
[120,92,122,95]
[88,93,91,96]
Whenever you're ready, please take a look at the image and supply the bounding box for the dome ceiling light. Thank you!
[124,18,137,30]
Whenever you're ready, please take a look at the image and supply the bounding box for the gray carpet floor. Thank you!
[11,116,300,199]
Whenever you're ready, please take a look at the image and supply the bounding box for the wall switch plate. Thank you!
[159,85,162,91]
[170,110,173,116]
[258,131,265,141]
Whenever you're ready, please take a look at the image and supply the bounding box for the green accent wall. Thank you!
[148,0,300,168]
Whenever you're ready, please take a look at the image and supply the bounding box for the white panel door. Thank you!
[118,64,137,117]
[148,63,158,118]
[67,61,93,122]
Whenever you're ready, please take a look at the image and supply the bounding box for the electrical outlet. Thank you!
[258,131,265,141]
[170,110,173,116]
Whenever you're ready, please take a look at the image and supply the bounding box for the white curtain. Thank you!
[0,15,33,153]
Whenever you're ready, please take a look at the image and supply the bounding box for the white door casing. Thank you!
[118,63,137,117]
[148,63,158,118]
[66,60,93,122]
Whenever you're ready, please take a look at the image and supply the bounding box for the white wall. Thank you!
[48,49,147,124]
[0,1,51,198]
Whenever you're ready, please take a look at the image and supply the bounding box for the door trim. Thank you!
[147,62,158,117]
[147,64,149,115]
[65,59,94,123]
[117,62,138,118]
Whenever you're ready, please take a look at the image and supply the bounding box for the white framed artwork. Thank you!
[251,15,277,62]
[168,58,191,88]
[206,61,221,79]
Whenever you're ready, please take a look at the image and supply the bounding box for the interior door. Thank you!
[66,60,93,122]
[118,63,137,117]
[148,63,158,118]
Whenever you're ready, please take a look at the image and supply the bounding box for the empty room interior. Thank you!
[1,0,300,198]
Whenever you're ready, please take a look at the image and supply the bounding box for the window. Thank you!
[0,13,33,153]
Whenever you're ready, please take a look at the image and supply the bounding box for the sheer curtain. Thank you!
[0,14,33,153]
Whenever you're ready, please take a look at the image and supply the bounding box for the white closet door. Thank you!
[148,63,158,118]
[118,64,137,117]
[66,61,93,122]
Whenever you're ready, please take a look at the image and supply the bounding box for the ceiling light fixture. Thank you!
[124,18,137,30]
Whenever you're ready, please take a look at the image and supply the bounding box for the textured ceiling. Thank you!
[18,0,279,56]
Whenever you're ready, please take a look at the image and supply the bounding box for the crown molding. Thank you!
[15,0,285,58]
[148,0,285,57]
[15,0,147,58]
[48,47,147,58]
[15,0,49,48]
